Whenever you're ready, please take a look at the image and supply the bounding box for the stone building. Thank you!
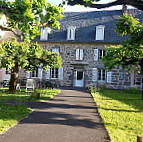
[0,9,143,89]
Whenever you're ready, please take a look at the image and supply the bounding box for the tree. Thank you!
[65,0,143,11]
[0,39,62,92]
[102,14,143,98]
[0,0,63,41]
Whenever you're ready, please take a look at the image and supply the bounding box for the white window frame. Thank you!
[52,48,59,53]
[98,49,106,61]
[96,25,105,40]
[67,26,76,40]
[51,68,59,79]
[76,49,84,61]
[40,27,50,41]
[98,69,106,81]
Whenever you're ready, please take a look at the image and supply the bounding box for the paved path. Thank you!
[0,87,109,142]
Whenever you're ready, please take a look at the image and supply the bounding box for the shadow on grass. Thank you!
[98,89,143,112]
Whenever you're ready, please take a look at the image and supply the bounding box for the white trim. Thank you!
[67,26,76,40]
[96,25,105,40]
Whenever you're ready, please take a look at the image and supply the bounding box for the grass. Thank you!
[0,88,60,102]
[0,103,30,134]
[91,89,143,142]
[0,88,60,134]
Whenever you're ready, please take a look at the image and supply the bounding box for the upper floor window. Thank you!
[94,49,105,61]
[98,49,106,60]
[40,27,51,41]
[67,26,76,40]
[96,25,105,40]
[76,49,84,60]
[52,48,59,53]
[5,68,10,74]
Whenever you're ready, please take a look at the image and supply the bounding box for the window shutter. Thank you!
[71,28,75,40]
[76,49,79,60]
[38,68,43,79]
[58,67,63,80]
[67,28,70,40]
[94,49,98,61]
[80,49,84,60]
[46,69,50,79]
[92,68,97,81]
[107,72,112,83]
[96,26,105,40]
[26,72,31,78]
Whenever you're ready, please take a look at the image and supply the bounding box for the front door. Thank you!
[74,71,84,87]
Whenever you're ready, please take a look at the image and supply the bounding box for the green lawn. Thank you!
[91,89,143,142]
[0,103,30,134]
[0,88,60,102]
[0,88,60,134]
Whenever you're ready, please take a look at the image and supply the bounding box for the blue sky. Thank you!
[47,0,133,11]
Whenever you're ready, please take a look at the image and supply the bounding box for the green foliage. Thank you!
[92,89,143,142]
[103,14,143,73]
[0,0,63,41]
[0,103,30,134]
[0,39,62,72]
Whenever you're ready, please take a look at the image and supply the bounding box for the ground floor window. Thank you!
[98,69,106,81]
[51,68,58,79]
[31,68,38,77]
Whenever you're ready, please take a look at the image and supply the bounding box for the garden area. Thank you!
[0,88,60,134]
[91,87,143,142]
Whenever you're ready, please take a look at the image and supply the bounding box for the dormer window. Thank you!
[40,27,51,40]
[96,25,105,40]
[67,26,76,40]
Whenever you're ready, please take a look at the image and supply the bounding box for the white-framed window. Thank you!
[67,26,76,40]
[31,67,38,78]
[96,25,105,40]
[92,68,112,83]
[52,48,59,53]
[98,69,106,81]
[40,27,51,40]
[98,49,106,60]
[94,49,106,61]
[51,68,58,79]
[76,49,84,60]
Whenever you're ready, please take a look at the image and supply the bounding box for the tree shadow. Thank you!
[98,90,143,112]
[19,111,102,129]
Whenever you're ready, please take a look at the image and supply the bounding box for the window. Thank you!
[5,68,10,74]
[31,68,38,78]
[52,48,59,53]
[76,49,84,60]
[51,68,58,79]
[67,26,76,40]
[96,25,105,40]
[98,69,106,81]
[98,49,105,60]
[40,27,51,40]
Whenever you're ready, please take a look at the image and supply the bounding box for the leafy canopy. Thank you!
[102,14,143,73]
[0,38,62,72]
[0,0,63,41]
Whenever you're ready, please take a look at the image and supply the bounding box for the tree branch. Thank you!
[67,0,143,11]
[0,25,21,38]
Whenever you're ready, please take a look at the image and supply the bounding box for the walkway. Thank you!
[0,87,109,142]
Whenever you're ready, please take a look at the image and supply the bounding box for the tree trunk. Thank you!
[142,75,143,100]
[9,62,19,92]
[9,72,18,92]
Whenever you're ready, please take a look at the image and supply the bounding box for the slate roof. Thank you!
[34,9,143,44]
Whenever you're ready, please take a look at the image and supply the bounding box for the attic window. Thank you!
[40,27,51,40]
[96,25,105,40]
[67,26,76,40]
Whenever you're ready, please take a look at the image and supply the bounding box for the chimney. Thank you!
[122,5,127,15]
